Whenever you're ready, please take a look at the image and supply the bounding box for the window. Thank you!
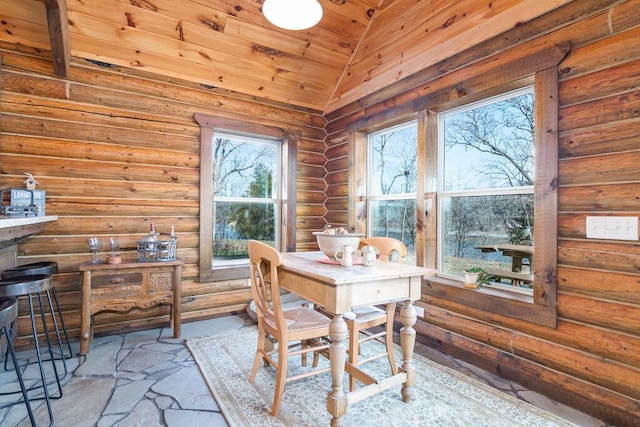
[420,64,559,328]
[212,132,281,266]
[367,121,418,263]
[438,88,534,292]
[347,47,561,327]
[195,113,297,282]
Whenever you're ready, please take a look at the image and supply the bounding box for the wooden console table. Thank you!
[79,259,183,355]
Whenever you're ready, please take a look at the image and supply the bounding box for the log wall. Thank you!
[324,1,640,425]
[0,43,327,346]
[2,0,640,424]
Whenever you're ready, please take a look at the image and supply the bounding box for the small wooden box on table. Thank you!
[79,259,183,355]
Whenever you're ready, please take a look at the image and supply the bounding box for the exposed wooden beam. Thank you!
[44,0,70,77]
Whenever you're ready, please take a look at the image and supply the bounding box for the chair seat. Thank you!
[246,293,312,322]
[1,262,58,279]
[265,306,330,332]
[0,275,53,297]
[1,262,72,364]
[352,305,386,323]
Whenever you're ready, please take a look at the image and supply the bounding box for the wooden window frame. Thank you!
[435,86,535,292]
[194,113,298,282]
[423,67,558,327]
[347,44,565,327]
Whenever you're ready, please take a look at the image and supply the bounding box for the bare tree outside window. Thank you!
[368,122,417,262]
[212,135,279,262]
[213,138,268,197]
[444,93,534,190]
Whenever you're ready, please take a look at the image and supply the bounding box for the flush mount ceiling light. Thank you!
[262,0,323,31]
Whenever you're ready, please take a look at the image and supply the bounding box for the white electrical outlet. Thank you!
[586,216,639,241]
[414,305,425,318]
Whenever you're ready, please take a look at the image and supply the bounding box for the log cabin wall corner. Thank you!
[0,42,328,345]
[324,1,640,425]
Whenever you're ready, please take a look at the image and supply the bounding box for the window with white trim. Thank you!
[211,132,282,267]
[367,121,418,263]
[438,87,535,292]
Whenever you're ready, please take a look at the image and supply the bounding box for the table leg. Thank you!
[327,313,348,427]
[399,300,417,403]
[172,265,182,338]
[80,271,91,355]
[512,256,523,272]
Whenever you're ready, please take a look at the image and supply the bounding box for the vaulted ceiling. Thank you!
[2,0,571,114]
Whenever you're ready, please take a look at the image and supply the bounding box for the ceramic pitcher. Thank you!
[335,244,354,267]
[361,245,376,266]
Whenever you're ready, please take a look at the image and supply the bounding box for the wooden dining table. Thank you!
[278,251,435,426]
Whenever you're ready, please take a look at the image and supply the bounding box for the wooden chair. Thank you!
[247,240,332,416]
[346,236,407,391]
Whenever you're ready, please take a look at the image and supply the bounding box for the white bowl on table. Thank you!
[313,231,364,259]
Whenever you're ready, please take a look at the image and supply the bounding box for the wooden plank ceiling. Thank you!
[1,0,572,114]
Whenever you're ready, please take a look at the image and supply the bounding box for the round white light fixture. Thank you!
[262,0,323,31]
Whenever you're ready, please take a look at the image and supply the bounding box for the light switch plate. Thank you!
[586,216,639,241]
[414,306,425,318]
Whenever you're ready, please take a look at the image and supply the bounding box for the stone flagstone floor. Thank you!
[0,314,608,426]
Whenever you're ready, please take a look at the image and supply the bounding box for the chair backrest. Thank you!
[359,237,407,263]
[248,240,288,337]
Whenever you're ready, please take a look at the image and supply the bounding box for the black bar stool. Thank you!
[0,296,36,426]
[0,274,61,426]
[1,261,73,362]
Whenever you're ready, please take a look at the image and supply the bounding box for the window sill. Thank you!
[212,258,249,267]
[430,274,533,302]
[200,264,249,282]
[423,275,555,327]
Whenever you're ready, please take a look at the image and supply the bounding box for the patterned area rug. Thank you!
[186,326,576,427]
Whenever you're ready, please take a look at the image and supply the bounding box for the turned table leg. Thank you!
[399,300,417,403]
[327,314,348,427]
